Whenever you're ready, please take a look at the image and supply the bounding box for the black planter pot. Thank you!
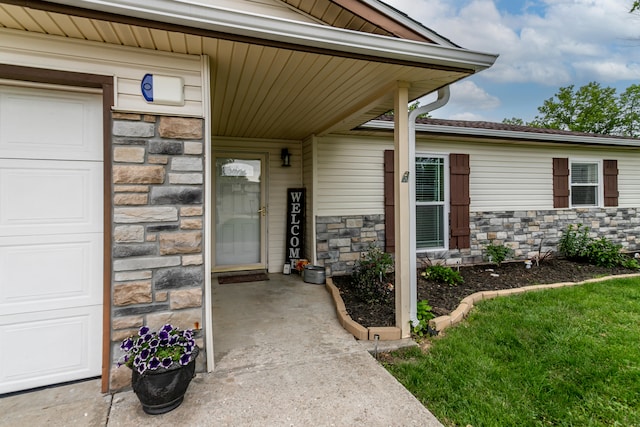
[131,347,199,415]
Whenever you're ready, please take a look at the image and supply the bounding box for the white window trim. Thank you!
[569,158,603,208]
[414,152,450,253]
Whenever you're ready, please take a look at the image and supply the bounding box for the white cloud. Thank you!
[386,0,640,86]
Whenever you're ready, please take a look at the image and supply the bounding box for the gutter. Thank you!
[407,87,451,327]
[40,0,498,71]
[361,121,640,148]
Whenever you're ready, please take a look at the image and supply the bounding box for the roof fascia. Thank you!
[355,0,460,47]
[363,120,640,148]
[37,0,497,71]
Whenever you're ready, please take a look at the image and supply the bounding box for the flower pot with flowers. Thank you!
[118,324,199,415]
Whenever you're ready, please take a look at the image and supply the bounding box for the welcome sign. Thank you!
[285,188,305,264]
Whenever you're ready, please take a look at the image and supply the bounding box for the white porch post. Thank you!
[394,82,411,337]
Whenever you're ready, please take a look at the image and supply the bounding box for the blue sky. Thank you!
[385,0,640,123]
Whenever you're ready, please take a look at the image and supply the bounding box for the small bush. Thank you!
[558,224,591,260]
[559,224,639,269]
[411,299,435,337]
[421,264,463,286]
[485,241,514,266]
[351,244,394,305]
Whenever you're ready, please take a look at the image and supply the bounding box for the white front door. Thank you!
[213,155,266,271]
[0,84,103,394]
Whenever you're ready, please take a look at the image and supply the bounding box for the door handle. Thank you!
[257,206,267,216]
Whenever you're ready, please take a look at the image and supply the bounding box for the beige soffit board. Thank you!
[40,0,498,71]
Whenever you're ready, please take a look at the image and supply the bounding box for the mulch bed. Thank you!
[332,259,639,328]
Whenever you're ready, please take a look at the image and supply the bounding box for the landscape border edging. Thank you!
[428,272,640,333]
[325,279,401,341]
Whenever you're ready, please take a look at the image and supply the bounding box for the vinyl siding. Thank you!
[0,28,204,117]
[316,135,392,216]
[212,138,303,273]
[315,134,640,214]
[302,136,316,263]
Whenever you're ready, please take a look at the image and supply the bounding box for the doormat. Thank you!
[217,272,269,284]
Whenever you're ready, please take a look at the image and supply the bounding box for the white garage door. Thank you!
[0,84,103,394]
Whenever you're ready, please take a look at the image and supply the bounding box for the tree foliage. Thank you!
[504,82,640,137]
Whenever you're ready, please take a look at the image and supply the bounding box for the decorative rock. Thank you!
[180,218,202,230]
[149,140,183,155]
[114,256,181,272]
[114,270,152,282]
[114,207,178,223]
[113,121,155,138]
[150,186,202,205]
[114,146,145,163]
[114,193,148,206]
[148,155,169,165]
[184,141,203,155]
[180,206,203,216]
[114,225,145,243]
[146,308,202,333]
[159,231,202,255]
[169,288,203,309]
[171,158,202,171]
[182,255,203,266]
[169,173,203,185]
[113,281,152,306]
[113,243,157,258]
[110,365,132,390]
[158,117,203,139]
[113,165,165,184]
[154,266,203,290]
[112,315,144,330]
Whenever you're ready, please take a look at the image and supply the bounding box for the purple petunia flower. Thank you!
[158,330,169,340]
[120,338,133,351]
[136,363,146,374]
[161,357,173,368]
[169,336,178,345]
[134,356,141,366]
[135,337,144,347]
[179,353,191,366]
[161,324,173,333]
[149,338,160,348]
[138,326,150,336]
[143,333,152,342]
[140,348,150,360]
[148,357,161,370]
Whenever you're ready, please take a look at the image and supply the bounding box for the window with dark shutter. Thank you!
[449,154,470,249]
[553,158,569,208]
[603,159,619,207]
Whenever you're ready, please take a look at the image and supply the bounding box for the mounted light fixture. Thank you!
[281,148,291,167]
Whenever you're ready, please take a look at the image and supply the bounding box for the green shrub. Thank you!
[559,224,639,269]
[411,299,435,337]
[421,264,463,286]
[558,224,591,260]
[485,241,514,266]
[351,244,394,305]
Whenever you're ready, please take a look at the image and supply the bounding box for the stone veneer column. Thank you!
[109,113,205,390]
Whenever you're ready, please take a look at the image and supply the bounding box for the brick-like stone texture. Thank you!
[109,115,206,391]
[317,208,640,272]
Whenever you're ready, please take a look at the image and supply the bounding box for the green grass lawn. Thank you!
[385,277,640,427]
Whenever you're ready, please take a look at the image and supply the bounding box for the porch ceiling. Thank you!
[0,1,490,140]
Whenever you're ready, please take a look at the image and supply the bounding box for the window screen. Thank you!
[416,157,446,249]
[571,162,599,206]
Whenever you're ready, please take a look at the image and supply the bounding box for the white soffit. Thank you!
[44,0,498,71]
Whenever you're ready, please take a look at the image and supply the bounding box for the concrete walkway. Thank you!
[0,274,442,426]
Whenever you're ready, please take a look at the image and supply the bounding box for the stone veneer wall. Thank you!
[318,209,640,274]
[315,215,385,276]
[109,113,205,390]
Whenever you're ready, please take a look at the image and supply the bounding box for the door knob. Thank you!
[257,206,267,216]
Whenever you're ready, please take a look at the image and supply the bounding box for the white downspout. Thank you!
[408,87,450,326]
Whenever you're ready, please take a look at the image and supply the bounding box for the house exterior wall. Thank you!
[109,114,206,390]
[0,29,205,118]
[313,134,640,274]
[212,138,303,273]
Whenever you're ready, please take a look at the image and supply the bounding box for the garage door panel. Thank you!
[0,306,102,394]
[0,85,102,161]
[0,159,102,236]
[0,233,102,315]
